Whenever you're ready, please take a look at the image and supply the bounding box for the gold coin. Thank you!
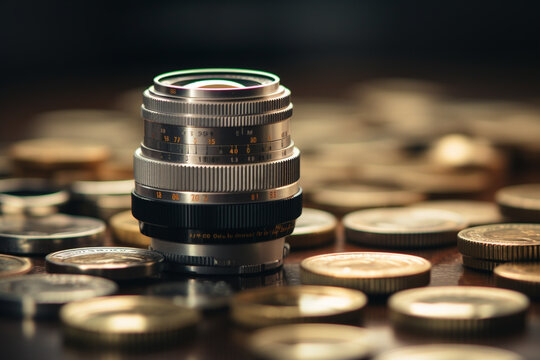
[389,286,529,335]
[0,254,31,278]
[373,344,523,360]
[248,323,376,360]
[10,138,110,171]
[286,208,337,249]
[60,295,200,347]
[494,263,540,298]
[496,184,540,222]
[300,252,431,295]
[110,210,151,248]
[410,200,502,226]
[311,184,424,215]
[458,224,540,261]
[231,285,367,328]
[461,255,506,272]
[343,208,467,248]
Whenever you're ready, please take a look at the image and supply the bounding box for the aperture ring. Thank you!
[131,189,303,229]
[133,147,300,192]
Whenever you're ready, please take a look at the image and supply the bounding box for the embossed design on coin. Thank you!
[301,252,431,295]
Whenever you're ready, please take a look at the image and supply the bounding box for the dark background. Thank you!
[2,1,540,94]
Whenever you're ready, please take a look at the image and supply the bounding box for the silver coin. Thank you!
[46,247,164,280]
[0,273,117,318]
[146,280,233,311]
[0,214,105,255]
[0,254,32,278]
[0,178,69,216]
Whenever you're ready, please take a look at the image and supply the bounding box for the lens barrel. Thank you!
[132,69,302,275]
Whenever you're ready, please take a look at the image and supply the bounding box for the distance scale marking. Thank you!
[143,119,290,146]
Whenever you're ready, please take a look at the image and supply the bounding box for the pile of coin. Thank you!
[458,223,540,272]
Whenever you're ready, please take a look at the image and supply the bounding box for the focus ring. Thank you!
[143,86,291,116]
[133,147,300,192]
[142,103,293,127]
[131,190,303,229]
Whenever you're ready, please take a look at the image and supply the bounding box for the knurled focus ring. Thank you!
[133,147,300,192]
[132,189,302,229]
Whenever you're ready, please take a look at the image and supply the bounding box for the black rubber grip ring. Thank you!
[132,189,302,229]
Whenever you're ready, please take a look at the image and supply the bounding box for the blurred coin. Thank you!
[344,208,467,248]
[461,255,506,272]
[60,295,199,347]
[0,274,117,318]
[0,254,31,278]
[389,286,529,335]
[311,184,424,215]
[10,138,110,174]
[231,285,367,328]
[0,178,69,216]
[248,323,376,360]
[496,184,540,222]
[410,200,502,226]
[69,179,133,220]
[146,280,233,311]
[494,263,540,299]
[286,208,336,249]
[46,247,163,280]
[300,252,430,295]
[0,214,105,255]
[458,224,540,261]
[373,344,523,360]
[110,210,150,248]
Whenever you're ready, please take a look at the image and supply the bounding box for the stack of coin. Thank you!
[496,184,540,223]
[110,210,151,248]
[231,285,367,328]
[494,263,540,299]
[458,224,540,272]
[45,247,164,280]
[247,323,377,360]
[286,208,337,249]
[0,178,69,216]
[343,207,467,248]
[60,295,199,347]
[300,252,431,296]
[389,286,529,336]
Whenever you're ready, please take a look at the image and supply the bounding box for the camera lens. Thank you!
[132,69,302,275]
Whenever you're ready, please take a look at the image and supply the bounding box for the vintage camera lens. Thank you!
[132,69,302,275]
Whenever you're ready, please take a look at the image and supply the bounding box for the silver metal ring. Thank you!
[133,147,300,192]
[135,182,300,204]
[139,142,295,165]
[153,69,281,100]
[150,237,285,275]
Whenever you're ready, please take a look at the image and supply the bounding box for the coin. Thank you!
[343,208,467,248]
[494,263,540,298]
[311,184,424,215]
[110,210,151,248]
[461,255,506,272]
[496,184,540,222]
[373,344,523,360]
[10,138,110,172]
[60,295,200,347]
[146,280,233,311]
[248,323,376,360]
[389,286,529,335]
[0,178,69,216]
[45,247,164,280]
[231,285,367,328]
[300,252,431,295]
[286,208,337,249]
[410,200,502,226]
[0,274,117,318]
[70,179,133,220]
[457,224,540,261]
[0,254,31,278]
[0,214,105,255]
